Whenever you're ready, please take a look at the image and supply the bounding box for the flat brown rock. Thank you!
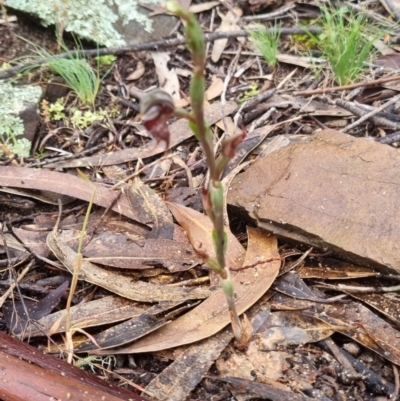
[227,129,400,273]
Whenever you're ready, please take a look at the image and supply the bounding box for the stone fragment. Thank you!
[227,129,400,273]
[0,80,42,157]
[5,0,177,47]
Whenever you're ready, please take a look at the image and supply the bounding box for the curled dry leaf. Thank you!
[82,232,200,271]
[211,8,244,63]
[46,229,210,303]
[151,51,181,101]
[272,292,400,366]
[145,330,234,401]
[75,302,182,352]
[143,289,272,401]
[23,296,145,338]
[126,177,174,239]
[0,166,150,233]
[107,209,280,353]
[126,61,145,81]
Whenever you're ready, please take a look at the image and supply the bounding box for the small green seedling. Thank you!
[48,99,66,121]
[307,4,383,85]
[12,37,101,106]
[95,55,117,67]
[46,57,100,106]
[70,109,106,129]
[248,22,281,68]
[139,1,248,346]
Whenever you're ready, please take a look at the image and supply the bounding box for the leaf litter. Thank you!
[4,1,400,399]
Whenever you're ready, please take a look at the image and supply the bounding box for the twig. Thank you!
[242,3,295,20]
[249,107,276,132]
[341,93,400,133]
[0,27,322,80]
[242,87,276,111]
[392,364,400,401]
[28,139,114,167]
[381,0,400,21]
[376,130,400,144]
[316,282,400,293]
[0,260,33,308]
[336,99,400,131]
[293,75,400,96]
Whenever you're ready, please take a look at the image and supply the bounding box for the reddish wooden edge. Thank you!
[0,331,146,401]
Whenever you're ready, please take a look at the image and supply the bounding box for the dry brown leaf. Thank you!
[0,167,149,232]
[205,76,224,101]
[110,218,280,353]
[211,8,243,62]
[143,291,273,401]
[126,61,145,81]
[167,202,245,269]
[75,302,182,352]
[256,311,334,351]
[215,116,237,136]
[24,296,143,337]
[0,228,49,257]
[46,229,210,303]
[151,52,181,101]
[219,377,311,401]
[348,292,400,326]
[276,54,326,68]
[299,263,378,280]
[127,177,174,239]
[189,0,219,13]
[82,231,199,271]
[272,293,400,366]
[144,330,232,401]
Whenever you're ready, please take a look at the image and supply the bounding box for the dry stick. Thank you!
[242,2,295,20]
[336,99,400,131]
[293,75,400,97]
[0,260,33,308]
[376,130,400,144]
[0,27,322,80]
[28,138,114,168]
[381,0,400,20]
[341,92,400,133]
[242,87,276,111]
[392,364,400,401]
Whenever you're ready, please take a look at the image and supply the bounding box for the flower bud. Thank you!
[140,89,175,148]
[221,131,246,159]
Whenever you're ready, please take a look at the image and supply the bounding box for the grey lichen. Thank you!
[5,0,160,47]
[0,80,42,157]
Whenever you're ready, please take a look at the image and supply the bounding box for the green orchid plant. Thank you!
[140,1,247,344]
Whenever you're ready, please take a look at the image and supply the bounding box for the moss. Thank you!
[5,0,160,47]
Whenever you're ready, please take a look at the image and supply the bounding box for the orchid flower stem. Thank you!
[143,1,246,344]
[174,108,195,122]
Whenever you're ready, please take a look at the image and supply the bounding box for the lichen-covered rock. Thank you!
[5,0,176,47]
[0,81,42,157]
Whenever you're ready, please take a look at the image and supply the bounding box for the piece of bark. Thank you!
[227,129,400,273]
[0,331,145,401]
